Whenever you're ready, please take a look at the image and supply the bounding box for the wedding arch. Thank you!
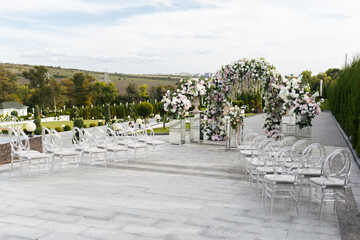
[203,58,284,140]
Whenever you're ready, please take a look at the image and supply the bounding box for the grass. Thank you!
[21,120,103,129]
[147,127,169,134]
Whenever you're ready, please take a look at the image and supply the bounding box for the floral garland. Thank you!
[273,76,321,128]
[161,90,192,118]
[227,105,244,129]
[204,58,282,140]
[180,78,207,96]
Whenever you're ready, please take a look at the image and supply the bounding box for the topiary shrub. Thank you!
[2,130,8,134]
[42,110,49,116]
[136,102,153,121]
[98,122,104,126]
[34,117,41,127]
[55,126,63,132]
[238,100,244,107]
[34,105,39,118]
[73,118,84,129]
[90,123,96,127]
[11,110,18,116]
[64,125,72,131]
[34,126,42,135]
[83,124,87,128]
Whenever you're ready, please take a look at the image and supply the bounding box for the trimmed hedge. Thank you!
[328,57,360,156]
[55,127,63,132]
[64,125,72,131]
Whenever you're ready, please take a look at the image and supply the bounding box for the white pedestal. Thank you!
[169,119,182,145]
[190,114,201,143]
[281,115,311,140]
[181,119,186,143]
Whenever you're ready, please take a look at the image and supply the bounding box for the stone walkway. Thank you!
[0,112,359,239]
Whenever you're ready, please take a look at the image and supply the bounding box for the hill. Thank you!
[1,63,180,94]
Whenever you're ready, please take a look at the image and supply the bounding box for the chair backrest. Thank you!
[18,129,30,152]
[280,136,296,148]
[273,147,300,174]
[244,132,258,142]
[292,139,309,155]
[8,127,20,153]
[261,141,281,164]
[50,129,63,152]
[105,127,118,145]
[271,133,285,141]
[267,129,280,138]
[92,127,106,146]
[322,149,352,183]
[42,127,53,153]
[301,143,326,168]
[72,127,82,145]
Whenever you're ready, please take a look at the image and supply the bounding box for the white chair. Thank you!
[145,125,166,156]
[98,128,128,167]
[42,127,54,154]
[17,130,53,175]
[264,147,301,216]
[280,136,296,148]
[80,128,107,167]
[51,129,82,172]
[309,149,352,220]
[127,129,148,162]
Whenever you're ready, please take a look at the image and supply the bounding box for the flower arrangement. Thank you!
[161,90,192,118]
[204,58,282,139]
[180,78,207,96]
[273,76,321,128]
[227,105,244,129]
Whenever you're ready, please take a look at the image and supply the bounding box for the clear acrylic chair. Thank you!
[51,129,82,172]
[309,149,352,220]
[264,147,301,216]
[280,136,296,148]
[98,128,128,167]
[145,125,166,156]
[81,128,107,167]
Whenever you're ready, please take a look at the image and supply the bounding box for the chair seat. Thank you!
[239,150,254,156]
[97,144,108,149]
[127,143,148,149]
[298,168,321,176]
[83,148,107,154]
[250,160,273,167]
[107,146,128,152]
[15,150,39,156]
[264,174,295,183]
[256,166,283,174]
[117,140,128,145]
[309,177,345,187]
[54,149,81,156]
[19,152,53,159]
[146,140,165,145]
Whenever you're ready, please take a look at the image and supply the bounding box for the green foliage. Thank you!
[34,126,42,135]
[238,100,244,107]
[0,66,19,102]
[320,99,330,111]
[73,118,84,129]
[34,105,39,119]
[157,102,166,116]
[42,110,49,116]
[105,103,111,124]
[64,125,72,131]
[55,126,63,132]
[11,110,18,116]
[136,102,153,119]
[329,57,360,156]
[1,130,9,134]
[98,121,104,126]
[34,117,41,128]
[90,123,96,127]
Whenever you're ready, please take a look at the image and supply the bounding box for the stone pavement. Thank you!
[0,112,359,239]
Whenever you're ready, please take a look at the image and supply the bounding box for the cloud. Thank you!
[0,0,360,75]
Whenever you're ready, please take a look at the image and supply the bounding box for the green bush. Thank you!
[2,130,8,134]
[320,99,330,111]
[34,105,39,118]
[34,126,42,135]
[98,122,104,126]
[329,57,360,156]
[238,100,245,107]
[42,110,49,116]
[83,124,87,128]
[55,127,63,132]
[73,118,84,129]
[64,125,72,131]
[11,110,18,116]
[136,102,153,119]
[34,117,41,127]
[90,123,96,127]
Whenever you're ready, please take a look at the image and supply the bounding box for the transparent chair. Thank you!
[309,149,352,220]
[280,136,296,148]
[81,128,107,167]
[42,127,54,153]
[98,128,128,167]
[238,135,267,170]
[51,129,82,172]
[127,129,149,162]
[145,125,166,156]
[264,147,301,216]
[17,130,53,175]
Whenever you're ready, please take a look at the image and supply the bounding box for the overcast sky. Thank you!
[0,0,359,75]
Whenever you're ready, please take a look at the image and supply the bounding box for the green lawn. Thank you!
[22,120,103,129]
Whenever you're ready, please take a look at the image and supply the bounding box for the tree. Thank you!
[71,73,93,107]
[139,84,149,99]
[105,103,111,124]
[0,66,19,102]
[136,102,153,122]
[22,66,49,89]
[89,82,118,105]
[126,83,139,102]
[17,85,34,106]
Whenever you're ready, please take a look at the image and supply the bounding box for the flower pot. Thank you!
[192,96,200,114]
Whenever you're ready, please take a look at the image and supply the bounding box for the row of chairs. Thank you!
[9,123,166,175]
[238,129,352,220]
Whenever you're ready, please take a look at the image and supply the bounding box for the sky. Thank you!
[0,0,359,75]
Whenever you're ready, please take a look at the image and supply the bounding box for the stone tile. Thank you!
[0,225,50,239]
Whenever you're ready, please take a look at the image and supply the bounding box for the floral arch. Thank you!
[203,58,284,140]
